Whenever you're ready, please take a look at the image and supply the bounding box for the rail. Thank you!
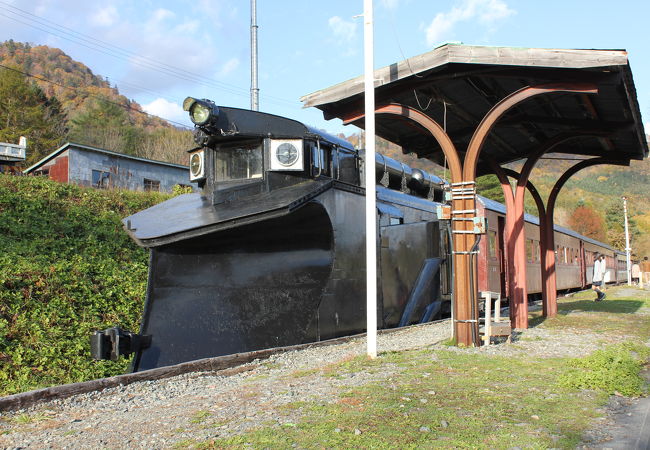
[0,318,450,412]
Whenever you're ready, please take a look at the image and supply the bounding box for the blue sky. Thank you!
[1,0,649,136]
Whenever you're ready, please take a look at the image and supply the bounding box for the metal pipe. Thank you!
[250,0,259,111]
[363,0,377,359]
[374,153,444,193]
[623,196,632,285]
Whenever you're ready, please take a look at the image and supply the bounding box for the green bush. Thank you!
[558,342,650,397]
[0,174,169,395]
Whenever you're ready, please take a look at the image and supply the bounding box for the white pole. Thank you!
[250,0,259,111]
[623,196,632,286]
[363,0,377,359]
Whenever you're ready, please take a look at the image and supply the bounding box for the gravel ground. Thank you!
[0,295,648,449]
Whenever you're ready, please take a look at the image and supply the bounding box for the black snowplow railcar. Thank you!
[91,100,451,371]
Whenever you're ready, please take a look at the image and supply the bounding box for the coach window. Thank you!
[488,231,497,259]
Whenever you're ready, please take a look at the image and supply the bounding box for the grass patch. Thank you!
[531,287,650,338]
[559,341,650,396]
[190,410,212,424]
[12,413,50,425]
[202,350,603,449]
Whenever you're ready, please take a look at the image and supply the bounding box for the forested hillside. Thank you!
[0,174,168,395]
[0,40,193,165]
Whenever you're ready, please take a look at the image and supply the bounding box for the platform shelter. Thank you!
[301,44,648,346]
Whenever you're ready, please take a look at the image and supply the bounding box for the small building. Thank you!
[0,137,27,174]
[23,142,192,193]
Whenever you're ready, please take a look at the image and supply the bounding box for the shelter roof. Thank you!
[23,142,189,174]
[301,44,648,175]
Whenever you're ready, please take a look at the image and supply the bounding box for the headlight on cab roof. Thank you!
[183,97,219,127]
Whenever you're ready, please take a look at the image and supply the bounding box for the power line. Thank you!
[0,63,193,130]
[0,1,298,108]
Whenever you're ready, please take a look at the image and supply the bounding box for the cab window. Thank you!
[215,140,263,182]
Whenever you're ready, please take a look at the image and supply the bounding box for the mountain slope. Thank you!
[0,40,193,164]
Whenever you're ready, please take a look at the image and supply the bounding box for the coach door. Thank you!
[579,241,586,288]
[498,216,507,297]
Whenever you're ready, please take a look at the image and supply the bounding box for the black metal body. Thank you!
[98,105,452,371]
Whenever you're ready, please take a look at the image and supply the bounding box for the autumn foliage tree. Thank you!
[568,203,606,242]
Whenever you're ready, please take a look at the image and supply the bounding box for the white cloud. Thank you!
[142,98,187,124]
[381,0,401,10]
[425,0,515,46]
[328,16,357,43]
[150,8,175,24]
[91,5,119,27]
[219,57,240,77]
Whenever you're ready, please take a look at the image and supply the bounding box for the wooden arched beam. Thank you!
[543,157,630,316]
[503,169,550,316]
[343,103,463,183]
[464,83,599,181]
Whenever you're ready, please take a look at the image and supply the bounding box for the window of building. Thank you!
[92,170,110,189]
[144,178,160,192]
[526,239,533,263]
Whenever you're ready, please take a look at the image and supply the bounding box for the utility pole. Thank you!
[623,196,632,285]
[363,0,377,359]
[250,0,259,111]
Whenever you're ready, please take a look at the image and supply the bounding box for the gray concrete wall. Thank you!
[68,147,192,193]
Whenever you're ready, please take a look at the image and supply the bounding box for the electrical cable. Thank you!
[0,1,297,108]
[0,63,192,129]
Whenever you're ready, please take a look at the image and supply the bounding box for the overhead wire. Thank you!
[0,63,193,129]
[0,1,298,108]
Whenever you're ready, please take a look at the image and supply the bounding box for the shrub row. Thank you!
[0,174,169,395]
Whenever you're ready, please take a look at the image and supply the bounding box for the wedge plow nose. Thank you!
[133,203,334,371]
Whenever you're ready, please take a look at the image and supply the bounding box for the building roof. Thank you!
[301,44,648,175]
[23,142,189,174]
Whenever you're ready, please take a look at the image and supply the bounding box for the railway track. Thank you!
[0,318,451,412]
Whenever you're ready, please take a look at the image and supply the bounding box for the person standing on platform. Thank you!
[592,254,606,301]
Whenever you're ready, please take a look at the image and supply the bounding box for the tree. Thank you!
[605,200,639,251]
[68,96,139,154]
[134,127,195,165]
[0,66,67,164]
[476,174,505,204]
[568,204,606,242]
